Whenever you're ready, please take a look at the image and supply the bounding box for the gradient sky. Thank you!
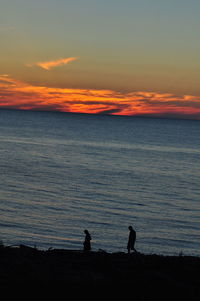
[1,0,200,119]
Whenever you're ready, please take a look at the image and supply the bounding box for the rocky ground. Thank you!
[0,244,199,299]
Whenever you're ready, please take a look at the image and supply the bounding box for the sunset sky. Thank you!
[1,0,200,119]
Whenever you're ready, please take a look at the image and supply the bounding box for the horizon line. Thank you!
[0,107,199,122]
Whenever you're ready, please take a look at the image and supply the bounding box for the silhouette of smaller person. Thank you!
[127,225,137,254]
[83,229,91,251]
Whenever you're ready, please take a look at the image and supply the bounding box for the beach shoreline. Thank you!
[0,244,199,298]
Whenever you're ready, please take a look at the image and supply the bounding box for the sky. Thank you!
[1,0,200,119]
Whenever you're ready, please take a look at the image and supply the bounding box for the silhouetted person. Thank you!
[83,229,91,251]
[127,225,137,254]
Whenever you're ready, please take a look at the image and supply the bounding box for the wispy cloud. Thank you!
[0,75,200,119]
[26,57,79,70]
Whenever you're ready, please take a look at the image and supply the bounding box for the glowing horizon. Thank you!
[0,74,200,119]
[1,1,200,120]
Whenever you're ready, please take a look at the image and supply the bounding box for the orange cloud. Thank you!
[0,75,200,119]
[27,57,78,70]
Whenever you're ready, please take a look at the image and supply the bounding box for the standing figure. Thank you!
[83,229,92,251]
[127,225,137,254]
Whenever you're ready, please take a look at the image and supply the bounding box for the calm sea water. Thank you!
[0,109,199,256]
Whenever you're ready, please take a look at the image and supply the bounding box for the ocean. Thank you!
[0,109,199,256]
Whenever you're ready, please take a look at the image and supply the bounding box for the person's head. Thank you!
[84,229,89,234]
[128,226,133,231]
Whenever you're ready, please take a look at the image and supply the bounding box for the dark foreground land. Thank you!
[0,245,199,299]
